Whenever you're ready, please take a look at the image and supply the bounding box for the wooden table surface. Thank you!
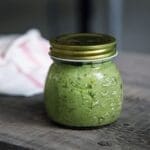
[0,52,150,150]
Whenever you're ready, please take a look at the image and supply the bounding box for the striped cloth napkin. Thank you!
[0,29,52,96]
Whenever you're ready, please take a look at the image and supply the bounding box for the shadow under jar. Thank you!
[44,33,123,128]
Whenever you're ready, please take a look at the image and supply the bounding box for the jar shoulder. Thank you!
[49,61,120,76]
[46,61,121,87]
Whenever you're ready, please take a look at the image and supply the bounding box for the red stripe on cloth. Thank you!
[19,41,42,66]
[15,63,43,88]
[38,39,49,52]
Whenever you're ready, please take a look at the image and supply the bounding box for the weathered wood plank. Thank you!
[117,52,150,99]
[0,95,149,150]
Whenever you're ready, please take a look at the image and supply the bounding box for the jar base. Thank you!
[48,117,120,130]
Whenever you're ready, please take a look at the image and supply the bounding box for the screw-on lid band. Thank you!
[50,33,117,62]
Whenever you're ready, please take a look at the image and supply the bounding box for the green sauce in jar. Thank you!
[44,33,123,127]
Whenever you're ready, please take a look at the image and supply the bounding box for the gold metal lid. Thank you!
[50,33,117,62]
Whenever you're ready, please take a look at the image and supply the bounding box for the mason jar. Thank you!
[44,33,123,127]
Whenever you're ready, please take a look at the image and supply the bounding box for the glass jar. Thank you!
[44,33,123,127]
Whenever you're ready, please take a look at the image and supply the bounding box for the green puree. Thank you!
[44,61,123,127]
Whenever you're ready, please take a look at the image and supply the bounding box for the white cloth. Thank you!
[0,29,52,96]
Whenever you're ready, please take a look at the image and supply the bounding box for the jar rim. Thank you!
[50,33,117,61]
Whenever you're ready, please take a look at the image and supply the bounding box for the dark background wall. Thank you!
[0,0,150,53]
[0,0,48,36]
[122,0,150,53]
